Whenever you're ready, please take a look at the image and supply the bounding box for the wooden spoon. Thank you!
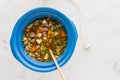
[49,48,66,80]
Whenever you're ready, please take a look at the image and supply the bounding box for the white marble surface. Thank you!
[0,0,120,80]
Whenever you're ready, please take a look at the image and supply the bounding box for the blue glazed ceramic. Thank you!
[10,7,78,72]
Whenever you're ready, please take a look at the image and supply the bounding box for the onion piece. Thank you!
[44,53,49,60]
[37,33,42,37]
[36,39,42,44]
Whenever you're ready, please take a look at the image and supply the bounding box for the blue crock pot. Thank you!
[10,7,78,72]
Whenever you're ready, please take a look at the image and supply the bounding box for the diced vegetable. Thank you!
[49,39,52,43]
[43,36,47,40]
[30,32,35,37]
[36,39,42,44]
[54,31,59,36]
[50,26,54,31]
[36,57,41,61]
[36,45,40,49]
[41,27,45,32]
[28,43,31,48]
[40,46,47,51]
[36,29,40,34]
[58,23,62,27]
[43,32,47,37]
[56,48,60,53]
[47,34,50,39]
[23,36,27,41]
[34,20,39,26]
[29,52,35,58]
[27,24,33,28]
[25,28,30,32]
[30,38,36,43]
[31,46,36,52]
[44,53,49,60]
[44,27,48,31]
[24,40,28,45]
[46,17,51,21]
[48,30,51,34]
[35,52,39,56]
[61,32,66,37]
[55,56,59,59]
[37,33,42,37]
[25,46,29,51]
[51,31,55,35]
[42,19,47,24]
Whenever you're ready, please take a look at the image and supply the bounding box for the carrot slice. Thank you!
[51,31,55,35]
[36,29,40,34]
[41,27,45,32]
[47,34,50,39]
[46,39,49,42]
[61,32,66,37]
[31,46,36,52]
[46,17,51,21]
[25,28,30,32]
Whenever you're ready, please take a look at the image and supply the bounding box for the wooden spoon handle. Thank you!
[49,48,66,80]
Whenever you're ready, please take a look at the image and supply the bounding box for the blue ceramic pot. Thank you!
[10,7,78,72]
